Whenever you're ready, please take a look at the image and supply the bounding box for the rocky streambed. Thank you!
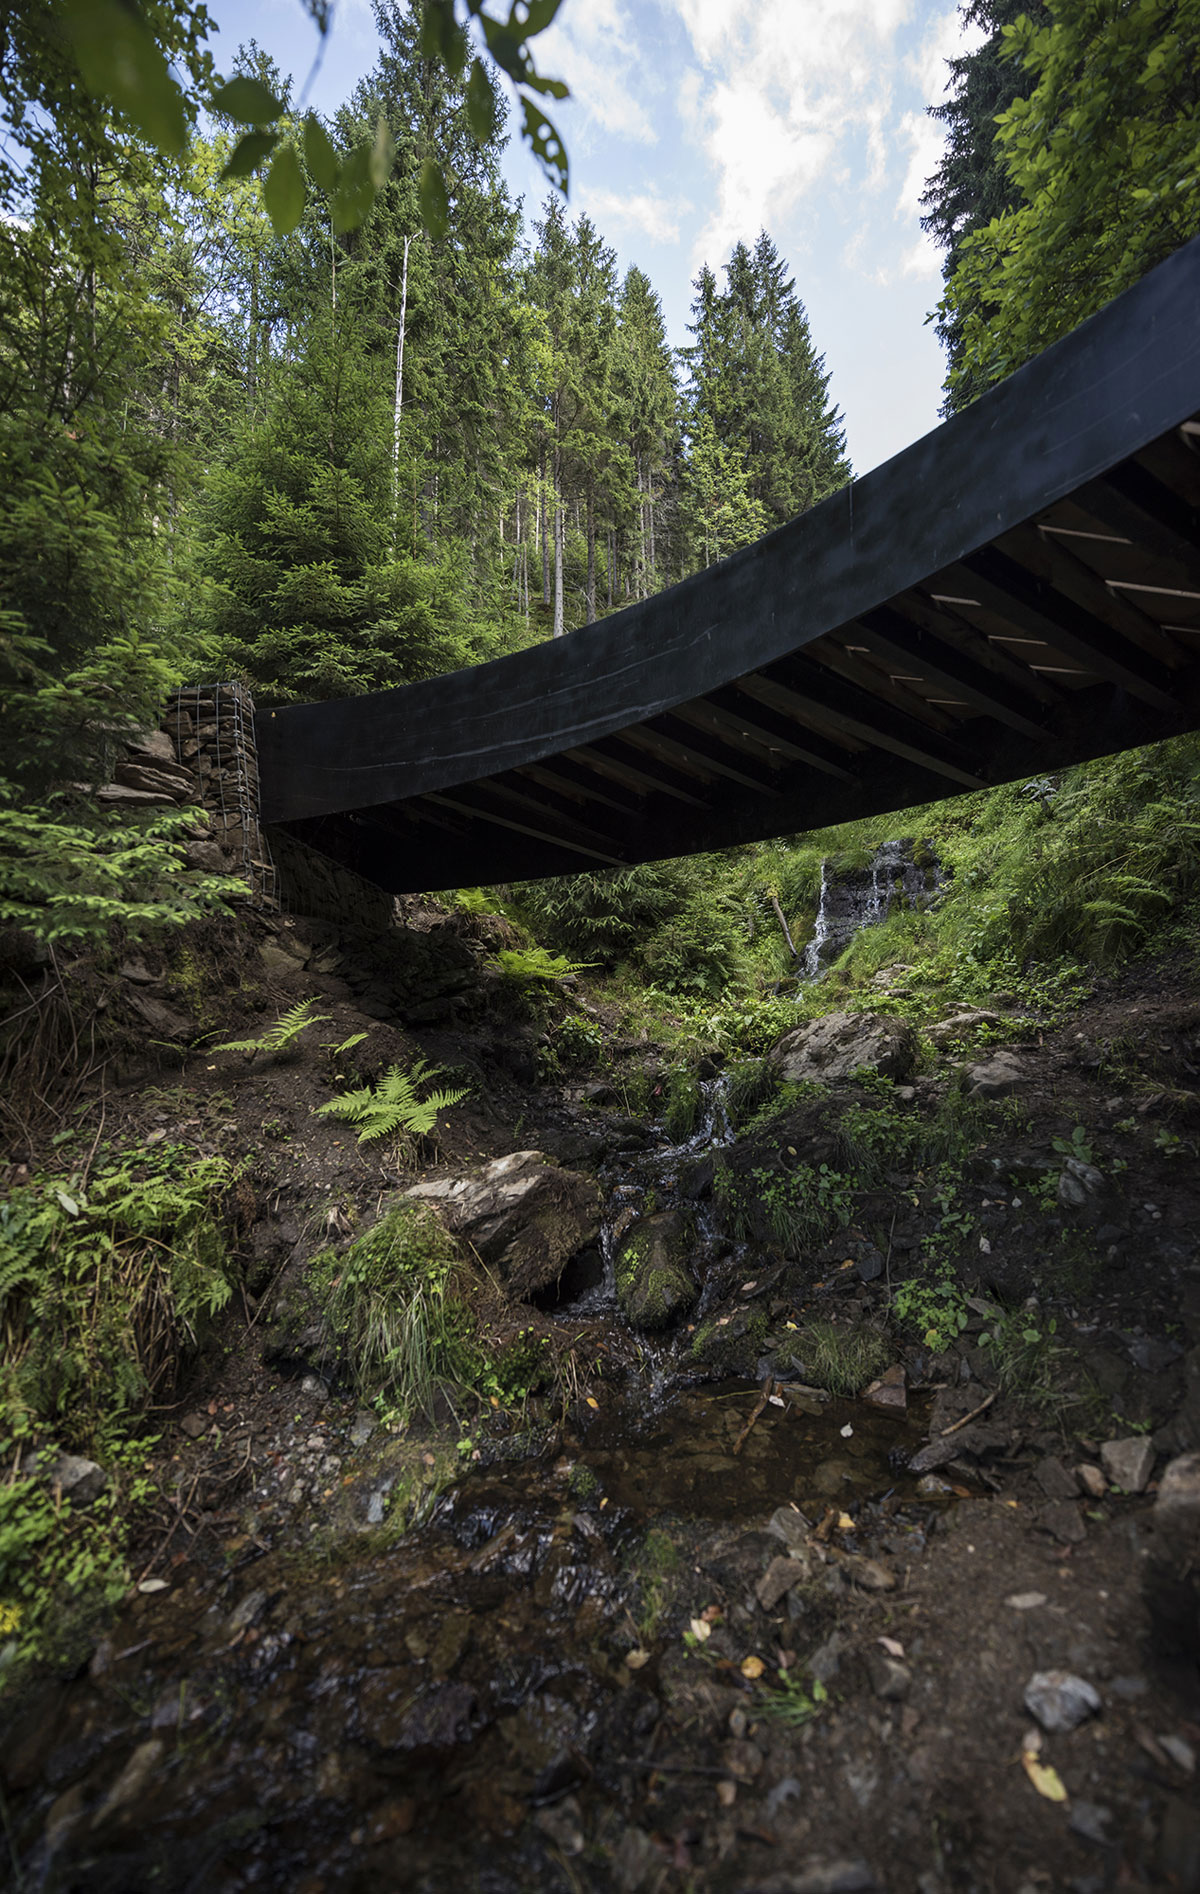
[5,930,1200,1891]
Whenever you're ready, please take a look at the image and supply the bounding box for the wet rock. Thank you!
[964,1053,1025,1099]
[180,1412,209,1439]
[300,1373,329,1402]
[349,1411,375,1448]
[615,1210,697,1330]
[756,1555,812,1611]
[406,1151,602,1299]
[1034,1456,1079,1500]
[91,1739,164,1829]
[865,1650,911,1701]
[863,1365,906,1412]
[1077,1462,1107,1499]
[1100,1435,1155,1493]
[1023,1669,1101,1732]
[908,1436,958,1475]
[690,1304,769,1378]
[767,1011,917,1086]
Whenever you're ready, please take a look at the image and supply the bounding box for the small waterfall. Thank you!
[799,836,942,980]
[801,859,832,979]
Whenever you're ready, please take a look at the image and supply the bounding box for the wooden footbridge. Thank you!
[256,236,1200,894]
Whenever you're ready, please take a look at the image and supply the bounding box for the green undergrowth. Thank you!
[0,1139,241,1684]
[792,1319,889,1397]
[305,1203,560,1426]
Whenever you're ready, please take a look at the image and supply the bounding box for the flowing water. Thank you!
[5,1379,938,1892]
[801,836,943,980]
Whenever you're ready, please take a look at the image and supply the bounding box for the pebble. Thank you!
[1038,1500,1085,1544]
[299,1374,329,1402]
[1024,1669,1102,1732]
[179,1413,210,1439]
[1100,1436,1155,1494]
[1068,1802,1112,1846]
[866,1651,911,1702]
[1034,1457,1078,1500]
[1005,1592,1047,1611]
[350,1411,376,1448]
[1076,1463,1107,1499]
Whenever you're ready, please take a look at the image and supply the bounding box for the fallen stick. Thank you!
[938,1389,997,1437]
[733,1378,773,1455]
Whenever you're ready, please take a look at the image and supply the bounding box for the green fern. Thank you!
[494,946,593,984]
[213,997,331,1060]
[316,1058,469,1145]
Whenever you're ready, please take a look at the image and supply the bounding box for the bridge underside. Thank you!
[257,238,1200,894]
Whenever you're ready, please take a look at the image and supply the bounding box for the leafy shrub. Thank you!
[714,1160,853,1253]
[664,1064,702,1141]
[0,1144,237,1452]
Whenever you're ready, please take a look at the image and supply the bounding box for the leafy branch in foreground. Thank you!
[316,1059,469,1145]
[214,998,332,1061]
[59,0,571,241]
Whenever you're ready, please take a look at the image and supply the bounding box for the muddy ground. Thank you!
[2,911,1200,1892]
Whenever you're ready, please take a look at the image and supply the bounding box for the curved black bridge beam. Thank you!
[257,236,1200,893]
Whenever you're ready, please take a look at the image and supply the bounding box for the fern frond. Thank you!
[214,997,331,1058]
[315,1060,469,1145]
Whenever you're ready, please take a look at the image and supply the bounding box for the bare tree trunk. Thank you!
[539,448,550,605]
[648,480,656,593]
[636,460,645,598]
[607,528,614,609]
[553,454,565,638]
[585,485,596,624]
[391,234,411,549]
[769,892,799,960]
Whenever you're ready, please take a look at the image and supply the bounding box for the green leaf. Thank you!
[61,0,188,155]
[420,0,468,76]
[303,113,340,192]
[419,156,450,237]
[370,115,396,189]
[221,129,279,180]
[263,144,307,236]
[210,76,285,125]
[466,59,496,143]
[510,0,568,32]
[521,96,568,194]
[331,143,377,233]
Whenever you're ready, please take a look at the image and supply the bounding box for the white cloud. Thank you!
[578,186,691,245]
[539,0,658,145]
[670,0,985,277]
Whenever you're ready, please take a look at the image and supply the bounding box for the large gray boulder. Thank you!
[406,1151,601,1299]
[767,1011,916,1086]
[615,1211,697,1330]
[1145,1449,1200,1659]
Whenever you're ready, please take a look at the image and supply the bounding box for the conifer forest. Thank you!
[3,3,1200,1890]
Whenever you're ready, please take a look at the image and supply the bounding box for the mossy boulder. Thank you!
[768,1011,916,1086]
[406,1151,601,1299]
[616,1210,697,1331]
[690,1303,769,1378]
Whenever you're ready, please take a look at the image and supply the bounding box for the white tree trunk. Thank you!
[391,235,411,547]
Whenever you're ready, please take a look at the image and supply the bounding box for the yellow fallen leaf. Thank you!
[585,1396,599,1409]
[1021,1753,1067,1802]
[689,1618,712,1642]
[625,1649,651,1670]
[785,1321,798,1331]
[741,1654,766,1679]
[837,1513,855,1531]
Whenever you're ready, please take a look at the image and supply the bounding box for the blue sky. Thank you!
[202,0,983,476]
